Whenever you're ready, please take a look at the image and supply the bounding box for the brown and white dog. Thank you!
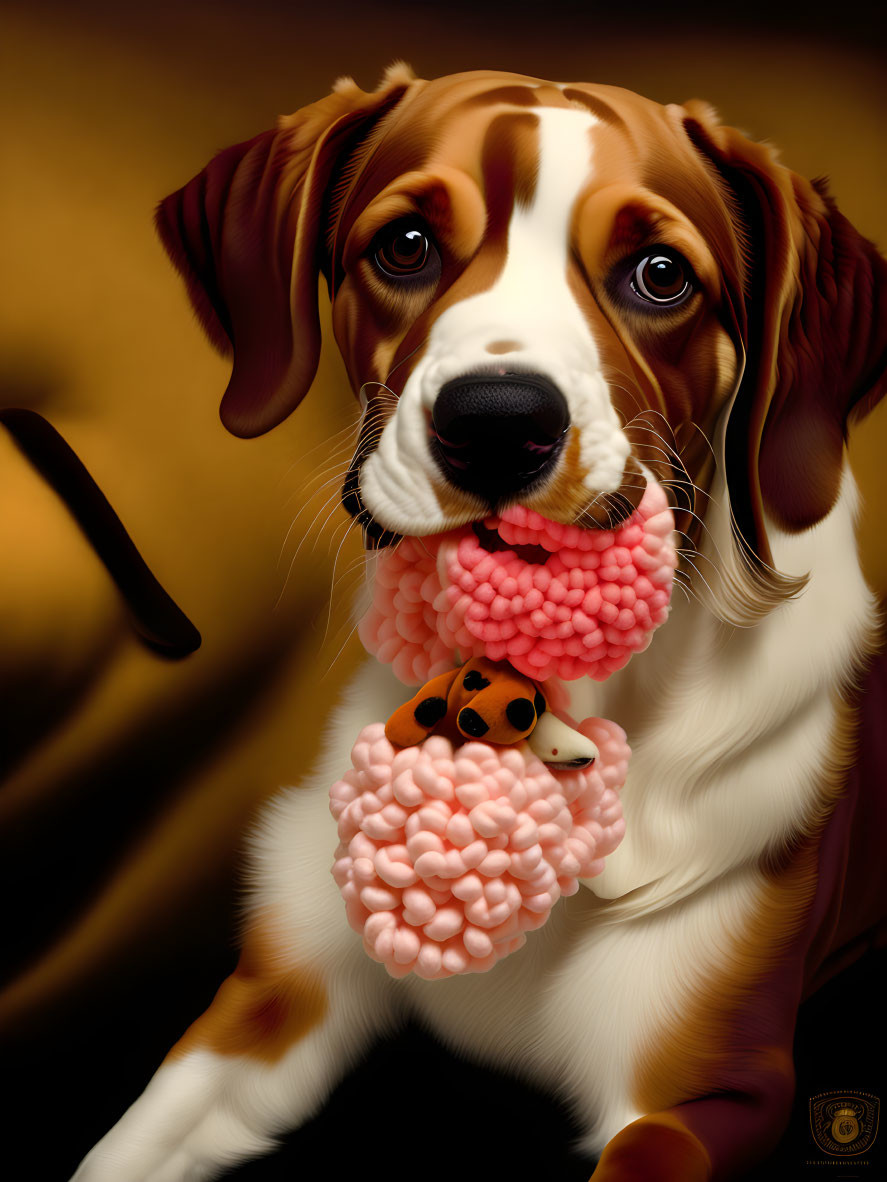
[72,65,887,1182]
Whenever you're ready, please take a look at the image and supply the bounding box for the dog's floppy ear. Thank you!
[679,102,887,552]
[155,67,415,437]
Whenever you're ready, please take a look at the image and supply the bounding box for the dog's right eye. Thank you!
[373,222,438,279]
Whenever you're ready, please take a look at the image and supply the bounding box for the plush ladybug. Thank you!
[385,657,546,749]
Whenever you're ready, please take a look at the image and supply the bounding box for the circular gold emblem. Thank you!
[831,1105,860,1144]
[810,1091,879,1157]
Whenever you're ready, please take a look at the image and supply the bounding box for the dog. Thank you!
[71,65,887,1181]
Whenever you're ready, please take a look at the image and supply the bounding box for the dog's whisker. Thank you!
[282,450,371,504]
[276,482,358,590]
[277,479,352,568]
[282,460,356,511]
[320,516,367,648]
[309,493,356,556]
[320,614,364,682]
[602,372,647,420]
[382,340,427,385]
[319,557,379,681]
[357,380,401,410]
[685,418,719,468]
[275,496,361,615]
[275,417,363,489]
[278,421,393,545]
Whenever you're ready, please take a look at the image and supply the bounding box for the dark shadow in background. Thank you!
[252,0,887,50]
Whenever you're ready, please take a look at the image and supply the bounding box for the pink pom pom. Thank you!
[330,720,629,979]
[358,482,677,684]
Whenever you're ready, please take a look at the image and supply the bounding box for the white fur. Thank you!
[360,107,631,535]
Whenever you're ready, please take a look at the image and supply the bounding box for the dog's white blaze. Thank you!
[360,106,631,534]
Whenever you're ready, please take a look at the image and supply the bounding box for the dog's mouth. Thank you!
[471,520,551,565]
[468,503,592,569]
[357,478,675,686]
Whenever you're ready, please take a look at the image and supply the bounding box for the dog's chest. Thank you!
[265,472,874,1152]
[399,473,875,1143]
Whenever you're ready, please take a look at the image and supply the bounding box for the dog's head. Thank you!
[157,65,887,623]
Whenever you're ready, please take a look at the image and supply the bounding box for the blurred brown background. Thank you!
[1,1,885,1178]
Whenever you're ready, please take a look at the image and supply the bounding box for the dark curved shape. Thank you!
[0,408,201,659]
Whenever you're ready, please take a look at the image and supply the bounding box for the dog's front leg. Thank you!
[72,660,407,1182]
[575,937,798,1182]
[590,1072,797,1182]
[584,832,842,1181]
[72,917,391,1182]
[591,1111,712,1181]
[586,1011,797,1182]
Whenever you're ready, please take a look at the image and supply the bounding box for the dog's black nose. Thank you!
[431,373,569,501]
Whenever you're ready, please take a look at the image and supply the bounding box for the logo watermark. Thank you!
[805,1091,879,1171]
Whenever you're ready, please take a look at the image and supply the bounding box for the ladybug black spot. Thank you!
[505,697,536,732]
[533,691,546,717]
[414,697,448,728]
[457,707,489,737]
[463,669,491,691]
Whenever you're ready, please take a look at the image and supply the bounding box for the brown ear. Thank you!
[155,72,414,437]
[680,102,887,538]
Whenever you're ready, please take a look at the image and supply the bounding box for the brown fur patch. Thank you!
[592,1112,711,1181]
[526,430,589,522]
[463,85,541,108]
[632,849,815,1116]
[561,89,629,131]
[481,111,540,221]
[632,694,862,1117]
[167,922,327,1064]
[527,434,645,529]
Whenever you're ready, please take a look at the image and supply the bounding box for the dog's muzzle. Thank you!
[431,373,569,502]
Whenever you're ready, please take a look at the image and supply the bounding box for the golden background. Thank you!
[1,1,884,1175]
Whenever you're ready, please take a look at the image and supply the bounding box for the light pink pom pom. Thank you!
[358,481,676,684]
[330,719,628,979]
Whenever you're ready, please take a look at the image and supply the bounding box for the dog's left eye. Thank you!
[373,222,438,279]
[629,250,693,306]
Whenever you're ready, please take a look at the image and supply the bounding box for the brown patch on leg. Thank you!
[167,921,327,1064]
[632,846,816,1117]
[632,695,861,1119]
[592,1113,711,1182]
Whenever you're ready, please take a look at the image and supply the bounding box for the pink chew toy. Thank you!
[359,481,676,685]
[330,718,628,980]
[332,480,675,978]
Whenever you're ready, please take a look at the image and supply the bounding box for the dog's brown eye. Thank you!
[632,252,691,305]
[375,226,432,277]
